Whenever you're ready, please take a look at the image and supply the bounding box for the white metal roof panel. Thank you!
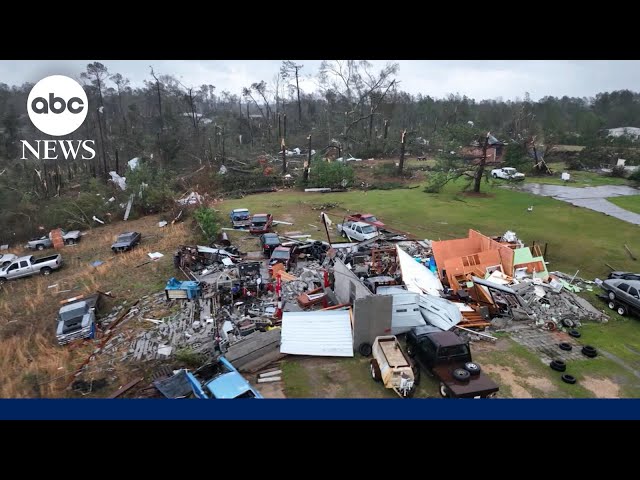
[280,310,354,357]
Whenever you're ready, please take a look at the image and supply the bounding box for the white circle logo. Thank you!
[27,75,88,136]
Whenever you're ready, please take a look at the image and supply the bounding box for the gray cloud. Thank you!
[1,60,639,101]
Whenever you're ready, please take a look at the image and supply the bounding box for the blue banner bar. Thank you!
[1,399,639,420]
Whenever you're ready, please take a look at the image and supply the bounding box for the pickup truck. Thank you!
[406,326,499,398]
[56,293,100,345]
[249,213,273,234]
[230,208,251,228]
[154,356,263,399]
[336,221,379,242]
[347,213,385,229]
[26,229,82,250]
[491,167,525,181]
[0,254,63,285]
[111,231,142,253]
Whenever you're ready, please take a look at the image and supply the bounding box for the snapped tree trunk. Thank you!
[281,138,287,174]
[304,134,311,183]
[473,134,490,193]
[398,129,407,175]
[97,110,108,180]
[295,66,302,123]
[115,149,120,175]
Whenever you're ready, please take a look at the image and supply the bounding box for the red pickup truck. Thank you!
[347,213,385,229]
[249,213,273,234]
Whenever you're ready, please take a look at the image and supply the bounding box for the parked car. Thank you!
[336,221,380,242]
[347,213,385,229]
[491,167,525,181]
[154,356,263,399]
[608,271,640,282]
[406,326,499,398]
[229,208,251,228]
[249,213,273,234]
[602,278,640,317]
[111,231,141,253]
[268,246,294,274]
[369,335,417,398]
[0,253,17,269]
[56,293,100,345]
[259,233,281,256]
[0,254,63,285]
[26,229,82,250]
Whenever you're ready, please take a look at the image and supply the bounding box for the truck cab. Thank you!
[230,208,251,228]
[491,167,525,181]
[56,294,100,345]
[406,326,499,398]
[249,213,273,234]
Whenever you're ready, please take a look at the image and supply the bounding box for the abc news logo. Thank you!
[21,75,96,160]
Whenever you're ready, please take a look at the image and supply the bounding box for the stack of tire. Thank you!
[440,362,483,398]
[550,336,599,386]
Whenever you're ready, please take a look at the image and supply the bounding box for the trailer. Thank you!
[369,335,417,398]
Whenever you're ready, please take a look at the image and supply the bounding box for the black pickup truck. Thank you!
[406,326,499,398]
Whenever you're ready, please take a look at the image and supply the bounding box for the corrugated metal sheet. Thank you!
[281,310,354,357]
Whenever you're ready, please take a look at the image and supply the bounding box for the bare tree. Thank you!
[281,61,303,123]
[109,73,129,133]
[398,129,407,174]
[318,60,398,147]
[149,67,164,133]
[81,62,109,108]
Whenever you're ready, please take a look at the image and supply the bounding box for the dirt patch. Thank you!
[280,214,295,223]
[582,376,621,398]
[472,338,510,353]
[523,376,556,393]
[481,364,533,398]
[255,381,286,398]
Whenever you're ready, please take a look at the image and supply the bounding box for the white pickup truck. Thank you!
[491,167,525,181]
[336,221,380,242]
[0,254,63,285]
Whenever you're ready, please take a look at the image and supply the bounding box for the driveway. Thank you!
[517,184,640,225]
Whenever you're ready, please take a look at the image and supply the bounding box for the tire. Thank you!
[65,238,76,245]
[36,244,45,251]
[341,230,347,238]
[608,301,616,310]
[0,278,6,286]
[561,374,577,385]
[559,342,573,351]
[550,359,567,372]
[452,368,470,382]
[561,318,575,328]
[608,291,616,301]
[439,382,450,398]
[617,305,627,316]
[406,342,416,358]
[359,342,372,357]
[568,329,581,338]
[370,359,381,382]
[582,345,598,358]
[492,173,498,179]
[40,267,52,276]
[464,362,481,375]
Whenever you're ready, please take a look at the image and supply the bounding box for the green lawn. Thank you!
[608,195,640,214]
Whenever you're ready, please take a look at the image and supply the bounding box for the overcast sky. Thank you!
[1,60,639,102]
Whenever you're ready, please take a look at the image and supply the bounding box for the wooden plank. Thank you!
[108,377,144,398]
[379,340,409,368]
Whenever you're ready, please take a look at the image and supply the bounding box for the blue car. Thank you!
[155,356,263,399]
